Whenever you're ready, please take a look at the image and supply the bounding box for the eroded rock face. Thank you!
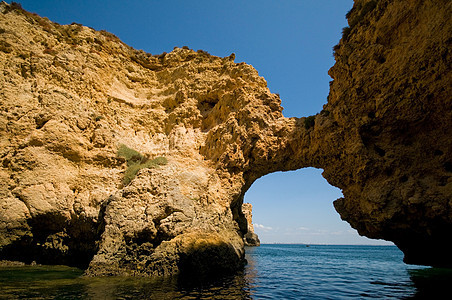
[0,2,278,275]
[0,0,451,275]
[326,0,452,267]
[242,203,260,246]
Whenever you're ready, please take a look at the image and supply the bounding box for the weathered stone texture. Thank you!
[242,203,260,246]
[327,0,452,267]
[0,0,451,274]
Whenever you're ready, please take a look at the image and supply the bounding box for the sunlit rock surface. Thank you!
[242,203,260,246]
[0,0,451,276]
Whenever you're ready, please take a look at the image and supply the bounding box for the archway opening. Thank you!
[244,167,393,245]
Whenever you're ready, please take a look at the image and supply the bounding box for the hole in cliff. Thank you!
[243,168,391,245]
[198,98,218,116]
[399,175,408,183]
[385,168,394,176]
[375,54,386,64]
[35,118,50,129]
[438,176,448,186]
[444,162,452,173]
[374,145,386,157]
[434,149,443,156]
[198,98,219,131]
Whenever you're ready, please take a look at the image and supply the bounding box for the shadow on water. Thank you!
[1,246,452,299]
[407,267,452,299]
[0,264,253,299]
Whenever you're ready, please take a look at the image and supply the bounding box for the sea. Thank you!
[1,244,451,299]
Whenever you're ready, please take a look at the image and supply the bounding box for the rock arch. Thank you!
[0,0,451,277]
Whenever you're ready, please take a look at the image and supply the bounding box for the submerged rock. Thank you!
[0,0,451,275]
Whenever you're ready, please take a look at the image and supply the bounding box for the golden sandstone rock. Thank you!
[242,203,260,246]
[0,0,451,276]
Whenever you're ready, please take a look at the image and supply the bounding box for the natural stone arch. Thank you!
[241,168,353,246]
[0,0,451,278]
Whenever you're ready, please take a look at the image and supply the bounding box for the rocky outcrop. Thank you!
[242,203,260,246]
[0,2,275,275]
[0,0,451,275]
[326,0,452,267]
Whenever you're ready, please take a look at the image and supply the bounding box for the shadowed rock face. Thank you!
[326,0,452,267]
[0,0,451,276]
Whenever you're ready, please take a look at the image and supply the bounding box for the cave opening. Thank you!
[243,167,393,246]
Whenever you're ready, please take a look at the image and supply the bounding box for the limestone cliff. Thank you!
[0,0,451,276]
[242,203,260,246]
[0,2,280,276]
[326,0,452,267]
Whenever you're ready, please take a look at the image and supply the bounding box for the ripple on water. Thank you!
[1,245,450,299]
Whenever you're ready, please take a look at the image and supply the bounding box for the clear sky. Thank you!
[15,0,392,245]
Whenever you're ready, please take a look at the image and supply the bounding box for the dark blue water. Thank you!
[245,245,451,299]
[1,245,451,299]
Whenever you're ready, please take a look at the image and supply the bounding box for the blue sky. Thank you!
[15,0,392,245]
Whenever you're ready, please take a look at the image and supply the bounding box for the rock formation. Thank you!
[327,0,452,267]
[242,203,260,246]
[0,0,451,276]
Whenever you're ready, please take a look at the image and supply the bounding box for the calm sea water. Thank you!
[1,245,451,299]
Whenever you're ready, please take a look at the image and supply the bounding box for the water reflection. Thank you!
[0,264,254,299]
[1,246,452,299]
